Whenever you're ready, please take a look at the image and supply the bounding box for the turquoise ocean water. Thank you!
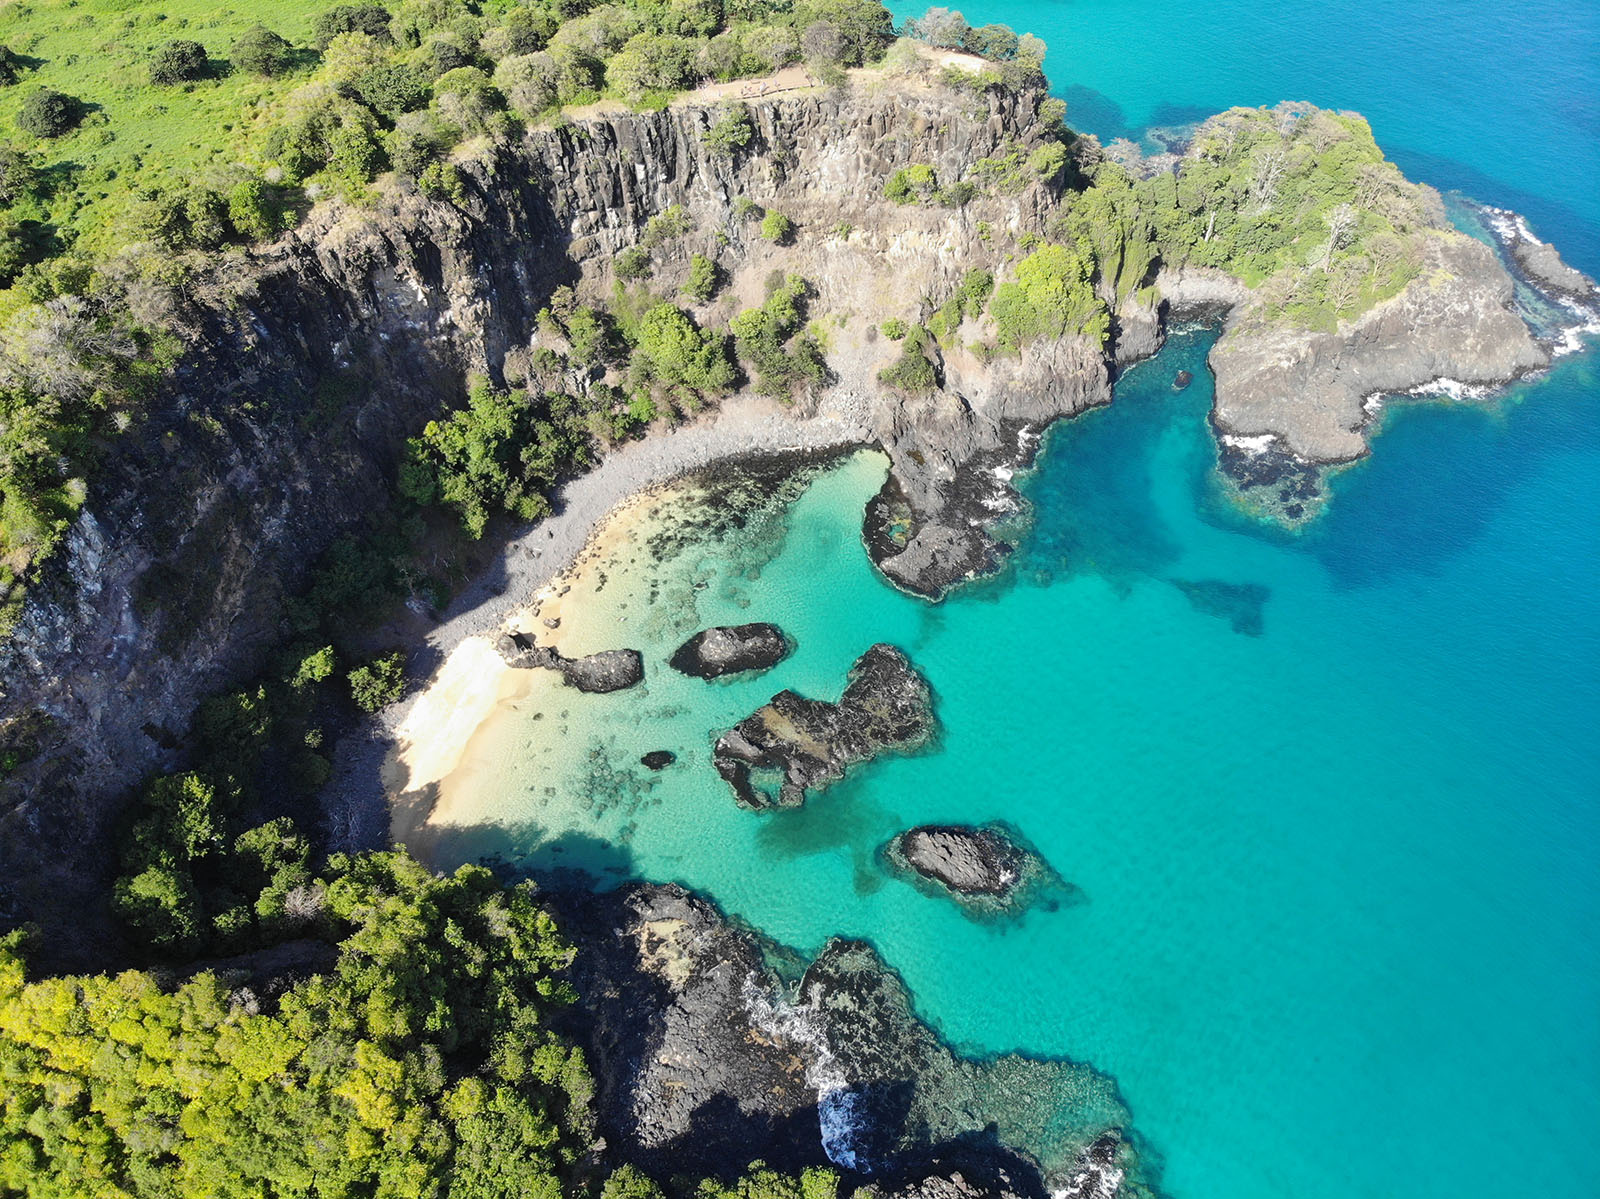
[434,4,1600,1196]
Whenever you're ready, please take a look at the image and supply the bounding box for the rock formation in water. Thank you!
[669,622,792,679]
[551,881,1151,1193]
[713,644,933,808]
[496,631,643,693]
[890,825,1031,898]
[884,823,1066,917]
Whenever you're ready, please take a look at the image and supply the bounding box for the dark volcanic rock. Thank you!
[884,823,1069,917]
[713,644,933,808]
[640,750,676,770]
[550,882,1149,1192]
[893,826,1030,898]
[1172,369,1193,390]
[495,631,643,693]
[670,622,791,679]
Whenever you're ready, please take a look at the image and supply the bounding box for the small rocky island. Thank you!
[496,631,644,693]
[669,623,792,679]
[713,644,933,808]
[886,824,1064,916]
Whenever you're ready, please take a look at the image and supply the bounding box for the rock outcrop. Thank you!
[890,825,1032,899]
[669,622,791,679]
[884,823,1066,917]
[551,882,1151,1192]
[1207,233,1549,462]
[496,631,643,693]
[713,644,932,808]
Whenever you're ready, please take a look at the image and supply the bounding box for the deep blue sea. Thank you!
[431,4,1600,1196]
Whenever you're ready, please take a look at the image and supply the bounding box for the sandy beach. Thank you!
[338,390,872,852]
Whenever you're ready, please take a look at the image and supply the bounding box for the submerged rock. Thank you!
[495,631,643,693]
[1172,369,1193,390]
[640,750,676,770]
[670,622,791,679]
[713,644,933,809]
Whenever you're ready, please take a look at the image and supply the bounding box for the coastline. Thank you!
[338,389,873,852]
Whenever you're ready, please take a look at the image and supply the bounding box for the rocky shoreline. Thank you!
[547,881,1153,1197]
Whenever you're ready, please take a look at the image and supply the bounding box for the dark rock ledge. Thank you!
[495,630,643,693]
[548,882,1155,1195]
[713,644,933,809]
[670,622,792,679]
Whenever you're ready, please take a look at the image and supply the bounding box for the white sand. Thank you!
[346,391,871,850]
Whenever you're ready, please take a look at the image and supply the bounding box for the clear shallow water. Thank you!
[430,5,1600,1196]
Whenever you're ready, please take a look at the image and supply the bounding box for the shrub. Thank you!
[313,4,393,50]
[884,162,937,204]
[989,243,1108,349]
[1028,141,1067,182]
[354,62,429,117]
[348,651,406,711]
[227,179,278,241]
[0,145,39,205]
[635,303,735,393]
[0,45,21,87]
[232,26,293,77]
[878,324,939,392]
[641,204,692,248]
[703,103,754,156]
[733,195,762,222]
[615,245,651,280]
[760,209,793,243]
[729,274,824,396]
[149,40,209,85]
[16,88,81,138]
[683,252,718,301]
[880,317,908,340]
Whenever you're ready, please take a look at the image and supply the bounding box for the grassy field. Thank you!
[0,0,329,267]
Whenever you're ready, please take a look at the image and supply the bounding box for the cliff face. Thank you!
[0,76,1079,941]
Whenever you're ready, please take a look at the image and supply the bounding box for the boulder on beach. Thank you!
[669,623,791,679]
[712,643,933,809]
[495,631,643,693]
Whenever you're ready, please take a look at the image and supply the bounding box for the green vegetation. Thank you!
[730,273,826,397]
[989,242,1107,350]
[759,208,794,243]
[349,649,405,711]
[2,852,603,1198]
[927,267,992,343]
[684,252,720,302]
[149,39,212,85]
[878,323,939,392]
[703,103,754,156]
[398,378,600,537]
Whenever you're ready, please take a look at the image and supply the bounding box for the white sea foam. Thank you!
[1405,377,1496,401]
[740,974,863,1168]
[1221,433,1277,454]
[1482,205,1542,247]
